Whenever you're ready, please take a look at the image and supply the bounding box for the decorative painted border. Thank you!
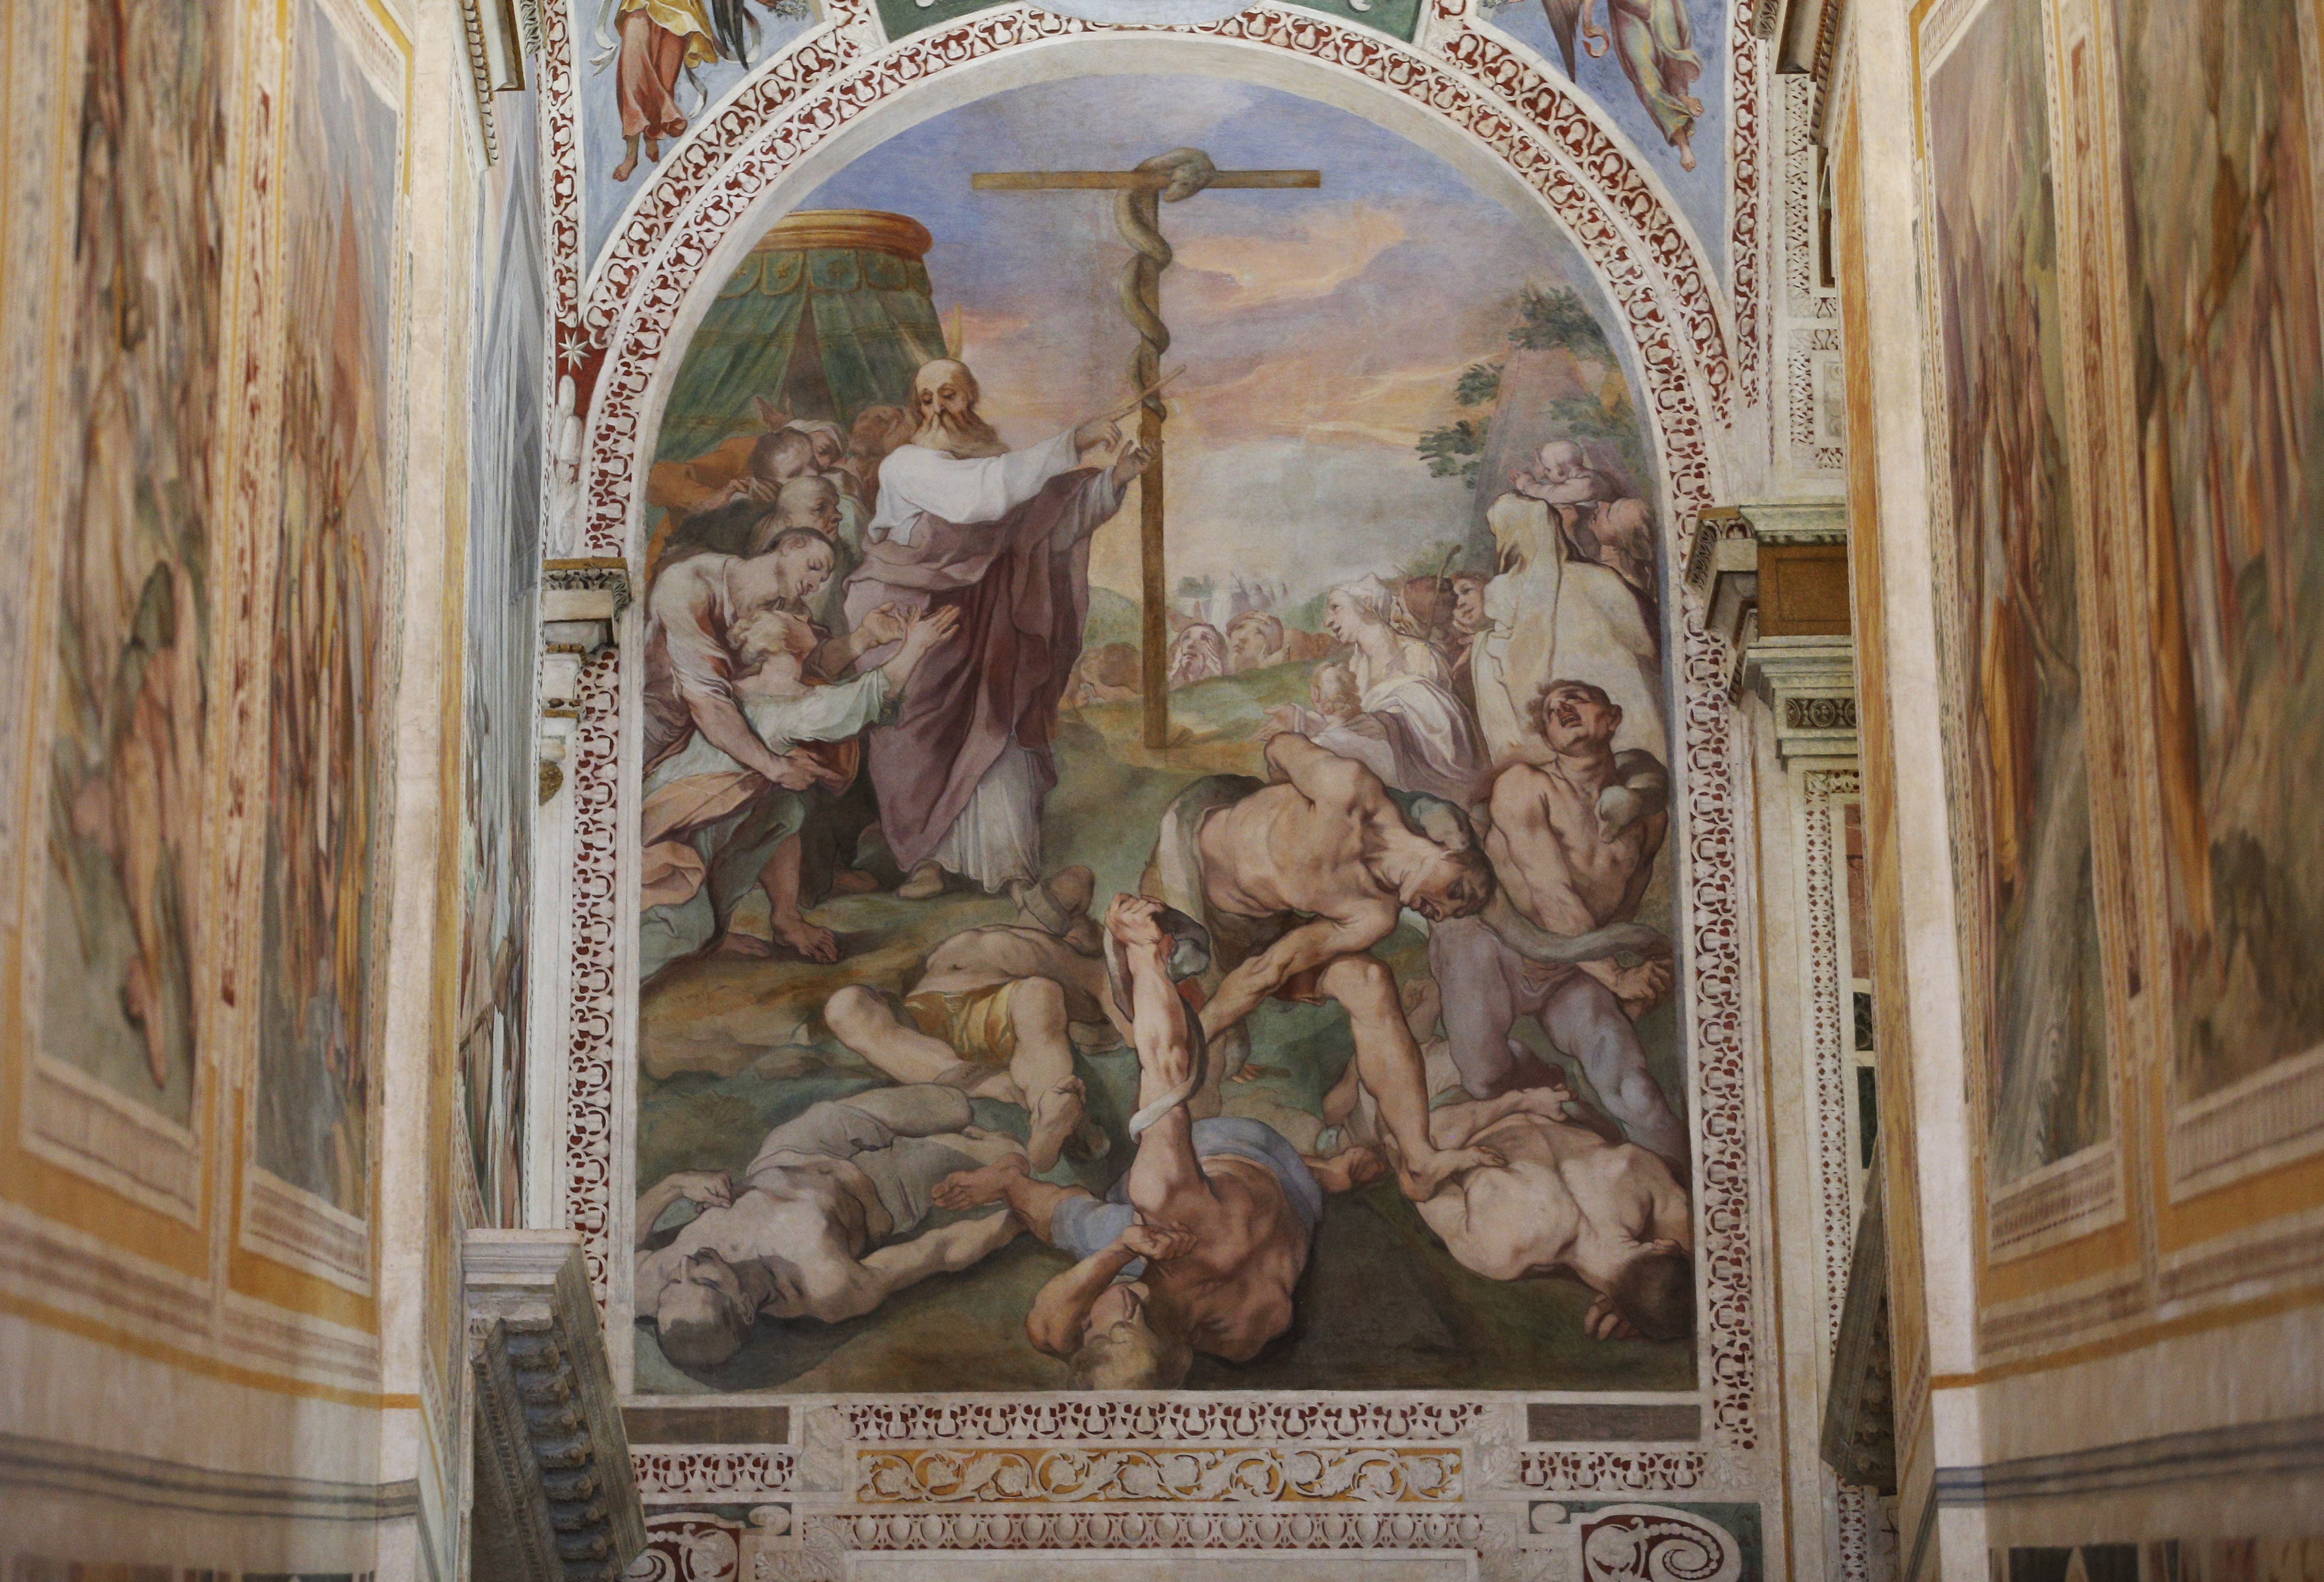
[0,1431,418,1523]
[813,1506,1492,1548]
[1730,0,1764,404]
[1519,1450,1707,1493]
[637,1449,799,1502]
[1800,769,1872,1582]
[853,1444,1464,1504]
[1801,771,1861,1344]
[2167,1043,2324,1200]
[844,1401,1492,1442]
[1933,1414,2324,1506]
[560,650,625,1301]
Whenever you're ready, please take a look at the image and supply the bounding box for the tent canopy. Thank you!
[656,209,945,462]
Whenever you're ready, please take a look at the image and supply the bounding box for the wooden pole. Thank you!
[1140,409,1168,749]
[968,157,1320,752]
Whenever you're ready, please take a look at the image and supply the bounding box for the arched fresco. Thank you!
[540,0,1775,1568]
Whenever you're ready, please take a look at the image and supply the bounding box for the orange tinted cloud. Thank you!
[1171,204,1410,310]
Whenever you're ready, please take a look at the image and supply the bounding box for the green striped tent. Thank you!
[655,208,946,463]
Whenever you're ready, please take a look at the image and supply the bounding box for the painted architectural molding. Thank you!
[1686,500,1857,758]
[466,1230,648,1581]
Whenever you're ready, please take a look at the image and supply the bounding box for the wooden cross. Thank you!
[973,151,1322,748]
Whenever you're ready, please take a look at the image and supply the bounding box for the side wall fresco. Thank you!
[0,0,518,1575]
[1839,0,2324,1576]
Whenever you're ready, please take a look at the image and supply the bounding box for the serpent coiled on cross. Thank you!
[1116,149,1217,421]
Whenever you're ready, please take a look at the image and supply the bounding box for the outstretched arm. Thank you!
[807,1212,1022,1325]
[1111,897,1216,1215]
[1200,909,1398,1044]
[1264,731,1377,806]
[1428,1090,1550,1150]
[1479,892,1668,967]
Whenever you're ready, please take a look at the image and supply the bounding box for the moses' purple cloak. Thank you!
[842,467,1126,874]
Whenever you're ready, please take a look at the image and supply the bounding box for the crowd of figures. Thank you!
[632,354,1692,1387]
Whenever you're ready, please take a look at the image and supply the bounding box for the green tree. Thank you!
[1456,360,1503,407]
[1416,283,1628,489]
[1511,284,1612,361]
[1417,419,1487,485]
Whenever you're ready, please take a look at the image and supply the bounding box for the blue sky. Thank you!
[759,73,1645,602]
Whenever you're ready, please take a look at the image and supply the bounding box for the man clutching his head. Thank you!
[930,895,1383,1387]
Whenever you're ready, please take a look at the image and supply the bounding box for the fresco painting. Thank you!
[1922,0,2112,1186]
[254,0,402,1218]
[460,84,548,1226]
[574,0,1731,277]
[630,75,1694,1394]
[578,0,816,270]
[2110,0,2324,1101]
[1485,0,1728,271]
[39,0,231,1126]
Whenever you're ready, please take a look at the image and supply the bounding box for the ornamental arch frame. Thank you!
[554,1,1744,570]
[537,0,1775,1554]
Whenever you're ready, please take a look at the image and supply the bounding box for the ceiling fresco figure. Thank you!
[1539,0,1707,169]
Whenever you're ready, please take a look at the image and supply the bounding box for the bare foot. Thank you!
[897,861,946,901]
[770,914,841,964]
[645,136,663,161]
[612,149,639,182]
[828,868,880,896]
[712,933,774,959]
[933,1153,1027,1210]
[1226,1063,1286,1084]
[1396,1144,1503,1201]
[1026,1078,1088,1174]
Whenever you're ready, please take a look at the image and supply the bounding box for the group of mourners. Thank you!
[632,355,1696,1385]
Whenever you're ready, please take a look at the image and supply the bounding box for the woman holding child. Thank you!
[637,529,957,982]
[1263,574,1486,805]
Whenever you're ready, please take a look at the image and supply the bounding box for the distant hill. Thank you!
[1084,585,1144,649]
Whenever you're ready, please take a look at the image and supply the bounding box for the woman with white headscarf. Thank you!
[1265,575,1486,805]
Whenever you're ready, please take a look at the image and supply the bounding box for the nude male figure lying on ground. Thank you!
[1143,730,1510,1200]
[633,1085,1024,1369]
[824,866,1119,1174]
[934,895,1385,1387]
[1389,1064,1693,1341]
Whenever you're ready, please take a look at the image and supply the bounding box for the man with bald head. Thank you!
[846,358,1149,900]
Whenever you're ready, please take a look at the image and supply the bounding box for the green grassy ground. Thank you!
[632,663,1695,1395]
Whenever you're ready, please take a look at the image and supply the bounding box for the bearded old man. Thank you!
[845,358,1147,901]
